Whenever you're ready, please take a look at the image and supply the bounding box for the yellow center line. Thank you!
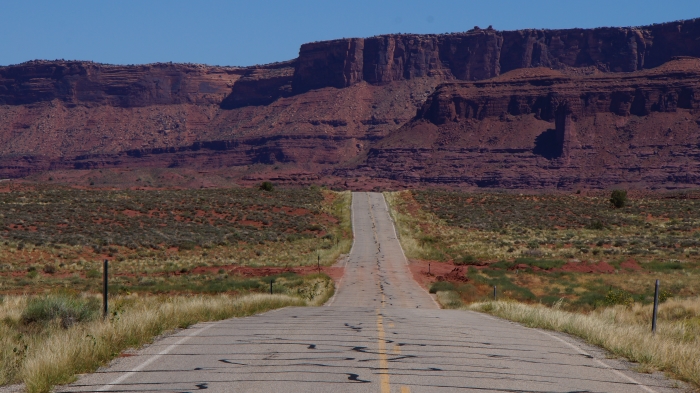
[401,387,411,393]
[376,308,391,393]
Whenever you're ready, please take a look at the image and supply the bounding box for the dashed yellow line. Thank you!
[401,387,411,393]
[376,309,391,393]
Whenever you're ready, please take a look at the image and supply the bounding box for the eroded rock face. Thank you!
[292,19,700,93]
[0,61,244,107]
[350,58,700,189]
[0,19,700,189]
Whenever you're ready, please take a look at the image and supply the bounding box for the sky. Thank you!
[1,0,699,67]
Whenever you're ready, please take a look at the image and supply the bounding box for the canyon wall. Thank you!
[0,61,244,107]
[0,18,700,189]
[292,18,700,93]
[351,58,700,189]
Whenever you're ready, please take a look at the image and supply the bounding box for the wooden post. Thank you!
[493,286,497,301]
[102,260,108,319]
[652,279,660,334]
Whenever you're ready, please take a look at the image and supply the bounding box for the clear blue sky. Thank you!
[1,0,699,67]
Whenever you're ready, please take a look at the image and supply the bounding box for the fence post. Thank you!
[102,260,108,320]
[318,254,320,274]
[652,279,660,334]
[493,286,497,301]
[270,280,273,295]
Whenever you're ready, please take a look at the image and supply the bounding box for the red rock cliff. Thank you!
[292,18,700,93]
[0,18,700,190]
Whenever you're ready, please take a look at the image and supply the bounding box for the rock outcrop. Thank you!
[0,61,243,107]
[1,18,700,189]
[292,18,700,93]
[350,58,700,189]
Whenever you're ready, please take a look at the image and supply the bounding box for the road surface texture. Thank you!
[64,193,681,393]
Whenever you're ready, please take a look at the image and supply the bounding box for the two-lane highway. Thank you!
[64,193,680,392]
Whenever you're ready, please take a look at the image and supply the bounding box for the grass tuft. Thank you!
[22,295,99,328]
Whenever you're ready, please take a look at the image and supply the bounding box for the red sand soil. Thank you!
[620,259,642,271]
[558,261,616,273]
[409,259,468,289]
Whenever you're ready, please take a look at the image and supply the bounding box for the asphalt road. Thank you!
[64,192,681,393]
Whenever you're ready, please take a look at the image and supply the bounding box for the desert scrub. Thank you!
[0,189,354,293]
[469,298,700,388]
[435,290,463,309]
[385,190,700,307]
[403,189,700,263]
[0,186,330,252]
[22,295,100,328]
[0,275,333,393]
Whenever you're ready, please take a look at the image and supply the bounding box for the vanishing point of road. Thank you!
[65,192,680,393]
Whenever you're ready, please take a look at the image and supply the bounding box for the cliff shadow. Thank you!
[533,129,563,159]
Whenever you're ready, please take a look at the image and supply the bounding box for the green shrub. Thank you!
[514,257,566,270]
[610,190,627,208]
[22,295,100,328]
[659,290,673,303]
[646,260,684,272]
[588,220,605,230]
[85,269,101,279]
[177,241,196,251]
[259,181,274,192]
[454,254,479,265]
[489,260,513,269]
[604,288,634,307]
[429,281,456,294]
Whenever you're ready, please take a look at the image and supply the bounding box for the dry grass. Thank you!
[0,281,332,393]
[468,298,700,389]
[384,191,433,259]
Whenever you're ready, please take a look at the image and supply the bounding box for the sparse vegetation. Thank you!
[468,299,700,389]
[0,187,326,250]
[385,190,700,309]
[0,188,352,294]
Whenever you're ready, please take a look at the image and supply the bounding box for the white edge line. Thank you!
[326,192,355,307]
[380,192,441,309]
[536,329,657,393]
[97,323,216,391]
[470,311,656,393]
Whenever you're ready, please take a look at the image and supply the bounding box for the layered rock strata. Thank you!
[352,58,700,189]
[0,18,700,189]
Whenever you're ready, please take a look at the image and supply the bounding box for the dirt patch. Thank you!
[620,259,642,271]
[558,261,616,273]
[409,259,462,289]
